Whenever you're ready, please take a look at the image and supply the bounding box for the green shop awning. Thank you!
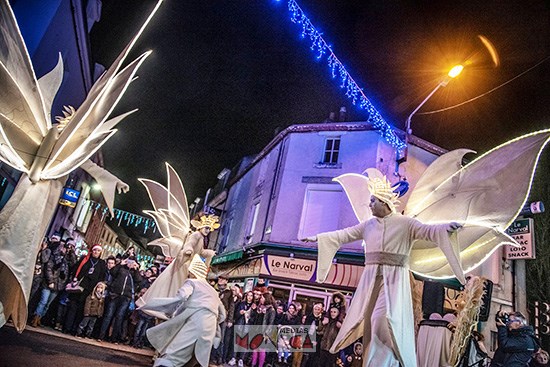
[211,249,243,265]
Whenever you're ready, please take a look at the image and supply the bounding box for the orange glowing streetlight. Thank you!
[398,64,464,165]
[448,64,464,79]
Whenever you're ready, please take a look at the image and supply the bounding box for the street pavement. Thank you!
[0,324,153,367]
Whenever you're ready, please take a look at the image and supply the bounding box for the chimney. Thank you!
[324,112,336,123]
[339,106,347,122]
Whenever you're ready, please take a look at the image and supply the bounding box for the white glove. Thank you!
[116,180,130,194]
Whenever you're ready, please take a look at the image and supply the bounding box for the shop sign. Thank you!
[59,187,80,208]
[505,218,535,259]
[262,255,316,282]
[224,258,262,278]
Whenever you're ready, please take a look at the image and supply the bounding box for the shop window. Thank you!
[298,185,342,239]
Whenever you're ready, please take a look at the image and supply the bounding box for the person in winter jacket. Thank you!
[234,291,254,367]
[302,302,325,367]
[29,237,50,306]
[251,293,276,367]
[491,311,539,367]
[98,256,142,342]
[346,342,363,367]
[30,241,70,327]
[328,292,347,323]
[64,244,107,334]
[320,307,342,367]
[76,282,106,337]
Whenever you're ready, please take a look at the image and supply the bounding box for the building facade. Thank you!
[207,121,519,353]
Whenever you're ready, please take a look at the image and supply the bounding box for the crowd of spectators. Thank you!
[212,280,360,367]
[29,236,549,367]
[28,235,156,349]
[28,237,363,366]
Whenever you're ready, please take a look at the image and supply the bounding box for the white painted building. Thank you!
[209,120,518,353]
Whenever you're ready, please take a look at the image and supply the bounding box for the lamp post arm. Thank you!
[406,80,446,135]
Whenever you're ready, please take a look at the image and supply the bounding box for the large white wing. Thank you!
[166,163,189,231]
[406,129,550,278]
[333,173,372,222]
[41,51,151,177]
[0,0,50,140]
[405,149,475,217]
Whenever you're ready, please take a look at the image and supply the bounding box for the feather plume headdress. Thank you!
[364,168,400,212]
[191,214,220,230]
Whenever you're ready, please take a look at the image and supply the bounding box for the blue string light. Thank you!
[85,200,155,234]
[284,0,406,152]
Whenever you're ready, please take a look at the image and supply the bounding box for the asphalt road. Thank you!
[0,326,152,367]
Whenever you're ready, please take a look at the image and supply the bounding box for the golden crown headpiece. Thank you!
[188,254,208,279]
[191,214,220,230]
[364,168,400,212]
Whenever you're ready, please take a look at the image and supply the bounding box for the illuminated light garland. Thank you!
[284,0,406,152]
[86,199,157,234]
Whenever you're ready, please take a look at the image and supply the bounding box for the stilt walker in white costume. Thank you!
[135,163,218,318]
[142,254,226,367]
[0,0,163,331]
[303,129,550,367]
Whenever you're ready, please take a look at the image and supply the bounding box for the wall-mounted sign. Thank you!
[59,188,80,208]
[505,218,535,259]
[262,255,316,282]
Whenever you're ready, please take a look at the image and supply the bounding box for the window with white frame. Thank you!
[245,202,261,243]
[322,136,341,164]
[298,185,342,239]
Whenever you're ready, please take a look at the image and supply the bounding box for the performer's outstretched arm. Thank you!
[302,221,366,283]
[409,219,466,284]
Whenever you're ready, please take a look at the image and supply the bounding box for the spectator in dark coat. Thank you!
[98,256,141,343]
[303,302,325,367]
[30,242,69,327]
[320,307,342,367]
[213,275,235,364]
[491,311,539,367]
[29,237,50,306]
[64,244,107,333]
[251,293,276,367]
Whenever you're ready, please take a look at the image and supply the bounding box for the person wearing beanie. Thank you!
[142,254,226,367]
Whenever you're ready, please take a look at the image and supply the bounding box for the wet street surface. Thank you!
[0,326,152,367]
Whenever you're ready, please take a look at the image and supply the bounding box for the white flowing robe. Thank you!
[317,213,465,367]
[136,231,215,319]
[0,160,124,331]
[142,279,226,367]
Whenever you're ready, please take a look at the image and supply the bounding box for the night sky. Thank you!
[89,0,550,214]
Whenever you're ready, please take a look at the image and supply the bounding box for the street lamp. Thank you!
[405,64,463,137]
[397,64,463,166]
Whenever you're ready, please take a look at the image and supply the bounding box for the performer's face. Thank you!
[200,227,211,236]
[369,197,390,217]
